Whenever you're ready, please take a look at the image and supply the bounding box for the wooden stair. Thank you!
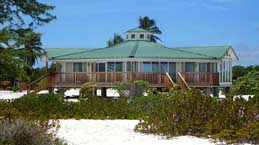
[178,72,189,89]
[27,73,53,94]
[164,72,176,89]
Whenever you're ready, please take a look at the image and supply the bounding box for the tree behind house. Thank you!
[0,0,56,84]
[107,33,124,47]
[138,16,162,43]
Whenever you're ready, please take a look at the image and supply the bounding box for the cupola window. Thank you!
[140,34,144,39]
[131,34,135,39]
[126,28,152,41]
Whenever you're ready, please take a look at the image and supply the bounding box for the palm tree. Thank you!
[17,28,44,67]
[107,33,124,47]
[138,16,162,43]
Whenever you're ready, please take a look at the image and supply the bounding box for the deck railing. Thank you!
[180,72,219,87]
[29,72,220,92]
[51,72,167,86]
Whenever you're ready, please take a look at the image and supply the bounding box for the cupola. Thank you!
[126,28,152,41]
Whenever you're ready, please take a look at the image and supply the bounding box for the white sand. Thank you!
[0,90,27,100]
[57,119,216,145]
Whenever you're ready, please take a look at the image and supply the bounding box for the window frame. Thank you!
[131,34,136,39]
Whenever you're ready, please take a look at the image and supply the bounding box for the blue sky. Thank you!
[38,0,259,66]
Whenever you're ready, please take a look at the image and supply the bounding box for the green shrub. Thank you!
[116,80,149,98]
[135,87,259,144]
[3,92,148,119]
[11,85,19,92]
[233,71,259,95]
[12,93,67,118]
[136,87,217,136]
[0,118,66,145]
[2,88,259,144]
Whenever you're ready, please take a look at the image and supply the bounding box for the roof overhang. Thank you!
[53,58,221,63]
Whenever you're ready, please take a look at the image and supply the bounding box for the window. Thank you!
[220,61,232,82]
[152,62,158,73]
[213,63,218,72]
[127,62,131,72]
[96,63,105,72]
[169,62,176,81]
[107,62,115,72]
[143,62,151,72]
[60,63,65,72]
[107,62,123,72]
[73,63,82,72]
[115,62,123,72]
[147,35,150,39]
[131,34,135,39]
[185,62,195,72]
[127,62,138,72]
[140,34,144,39]
[160,62,168,73]
[199,63,210,72]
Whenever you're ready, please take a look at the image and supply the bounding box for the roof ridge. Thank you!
[129,41,139,57]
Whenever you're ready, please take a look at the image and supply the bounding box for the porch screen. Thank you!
[108,62,123,72]
[127,62,138,72]
[96,63,105,72]
[169,62,176,81]
[160,62,168,72]
[73,63,82,72]
[185,62,195,72]
[152,62,158,73]
[143,62,151,72]
[199,63,210,72]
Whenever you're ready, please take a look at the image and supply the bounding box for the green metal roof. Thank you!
[45,48,93,59]
[52,41,230,60]
[126,28,150,33]
[174,46,232,59]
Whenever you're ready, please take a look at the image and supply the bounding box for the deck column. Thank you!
[209,63,213,85]
[158,62,161,84]
[130,62,133,81]
[101,87,107,97]
[93,62,96,82]
[212,87,219,97]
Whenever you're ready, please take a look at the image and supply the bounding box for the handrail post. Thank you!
[209,73,213,86]
[130,62,133,81]
[178,72,189,89]
[158,62,161,84]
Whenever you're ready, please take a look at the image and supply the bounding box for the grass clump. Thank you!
[0,118,66,145]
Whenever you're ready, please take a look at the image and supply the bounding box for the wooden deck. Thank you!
[49,72,168,87]
[28,72,220,93]
[180,72,219,87]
